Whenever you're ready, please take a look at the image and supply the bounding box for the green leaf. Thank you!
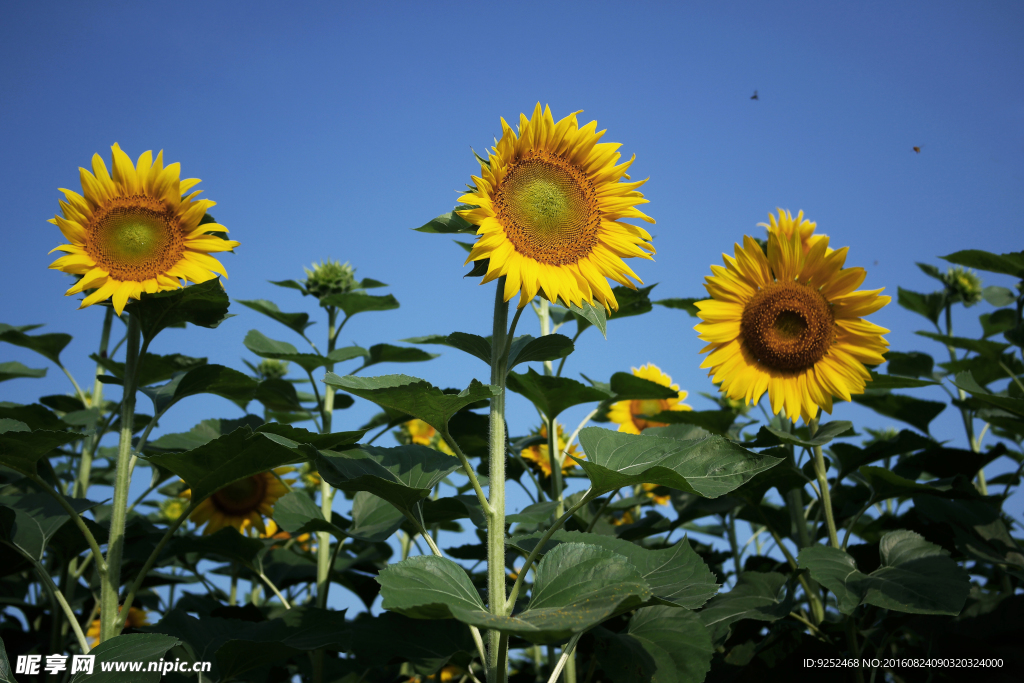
[359,277,388,289]
[831,430,935,479]
[320,292,400,318]
[323,373,498,432]
[506,500,561,525]
[256,423,364,450]
[451,543,652,644]
[857,466,942,501]
[917,331,1009,359]
[642,410,737,436]
[415,210,477,234]
[243,330,330,372]
[609,372,679,400]
[0,323,72,365]
[0,361,47,383]
[941,249,1024,278]
[349,491,405,542]
[146,416,263,452]
[853,392,945,433]
[609,284,655,319]
[576,427,782,498]
[377,554,485,619]
[0,428,81,475]
[0,636,14,683]
[697,572,796,643]
[421,496,486,528]
[315,443,460,515]
[764,420,853,447]
[169,526,264,566]
[654,297,701,317]
[0,492,98,561]
[951,371,1024,417]
[597,607,714,683]
[868,371,940,389]
[236,298,313,335]
[570,301,608,338]
[144,426,306,502]
[980,309,1017,338]
[799,530,970,615]
[897,287,945,325]
[269,278,308,295]
[426,332,492,365]
[130,280,231,346]
[362,344,438,370]
[92,352,207,387]
[0,404,63,432]
[71,633,181,683]
[349,612,475,675]
[507,368,609,420]
[168,364,259,411]
[508,334,574,369]
[913,496,1024,573]
[510,531,718,609]
[886,351,935,378]
[253,378,305,412]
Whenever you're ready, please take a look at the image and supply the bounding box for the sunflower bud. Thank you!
[942,267,983,307]
[159,497,187,522]
[255,359,289,381]
[302,259,357,301]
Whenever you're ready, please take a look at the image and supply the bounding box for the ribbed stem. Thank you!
[99,312,140,642]
[809,419,840,549]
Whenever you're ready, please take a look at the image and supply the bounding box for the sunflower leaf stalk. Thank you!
[808,418,840,549]
[99,311,141,642]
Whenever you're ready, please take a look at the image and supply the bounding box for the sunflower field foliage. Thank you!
[1,109,1022,683]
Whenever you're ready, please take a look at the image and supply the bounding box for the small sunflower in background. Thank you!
[264,519,314,552]
[458,103,655,311]
[185,468,293,536]
[641,483,672,506]
[519,423,584,477]
[394,418,454,455]
[695,209,890,422]
[48,143,239,316]
[87,606,149,647]
[607,364,692,434]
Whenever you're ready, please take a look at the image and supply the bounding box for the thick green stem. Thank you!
[548,415,564,517]
[726,512,743,578]
[808,419,840,549]
[74,306,114,500]
[486,281,510,683]
[100,312,140,643]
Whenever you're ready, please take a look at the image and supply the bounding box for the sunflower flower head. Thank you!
[942,266,983,307]
[758,208,826,255]
[394,419,454,455]
[457,103,655,312]
[520,423,583,477]
[302,259,357,301]
[607,364,692,434]
[48,143,239,316]
[186,468,294,536]
[695,211,891,423]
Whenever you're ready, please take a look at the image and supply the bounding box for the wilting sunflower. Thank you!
[520,423,584,477]
[48,143,239,316]
[87,607,149,647]
[458,104,655,311]
[695,210,890,422]
[607,364,692,434]
[185,468,292,536]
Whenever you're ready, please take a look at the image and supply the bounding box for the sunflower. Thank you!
[607,364,692,434]
[695,210,890,423]
[641,483,671,506]
[394,419,454,455]
[48,143,239,316]
[87,606,149,647]
[520,423,584,477]
[185,468,292,536]
[457,104,655,311]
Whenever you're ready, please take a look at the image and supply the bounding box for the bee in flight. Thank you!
[913,146,922,153]
[750,90,759,100]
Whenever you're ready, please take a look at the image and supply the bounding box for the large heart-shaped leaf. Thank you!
[361,344,438,371]
[404,332,574,371]
[144,426,307,502]
[377,554,486,619]
[451,543,652,644]
[952,371,1024,418]
[853,392,946,433]
[575,427,782,499]
[320,292,399,318]
[0,361,47,383]
[414,210,477,234]
[70,633,181,683]
[0,426,81,475]
[595,607,714,683]
[798,530,970,615]
[0,492,99,561]
[697,571,796,643]
[349,611,476,675]
[0,323,72,365]
[315,443,460,515]
[348,491,405,542]
[323,374,498,432]
[236,298,313,335]
[509,530,719,609]
[506,368,610,419]
[92,352,207,387]
[244,330,330,372]
[130,279,231,346]
[940,249,1024,278]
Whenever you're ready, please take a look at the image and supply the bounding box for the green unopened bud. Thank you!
[159,497,187,522]
[302,259,357,301]
[942,267,983,307]
[255,359,289,381]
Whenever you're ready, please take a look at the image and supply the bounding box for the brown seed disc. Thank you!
[493,151,601,265]
[210,475,268,515]
[740,281,835,371]
[85,196,184,281]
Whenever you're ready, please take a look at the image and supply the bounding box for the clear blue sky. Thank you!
[2,1,1022,611]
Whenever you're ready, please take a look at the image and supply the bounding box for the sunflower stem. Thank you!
[99,311,140,644]
[808,418,840,549]
[73,306,114,500]
[486,280,510,683]
[942,304,986,493]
